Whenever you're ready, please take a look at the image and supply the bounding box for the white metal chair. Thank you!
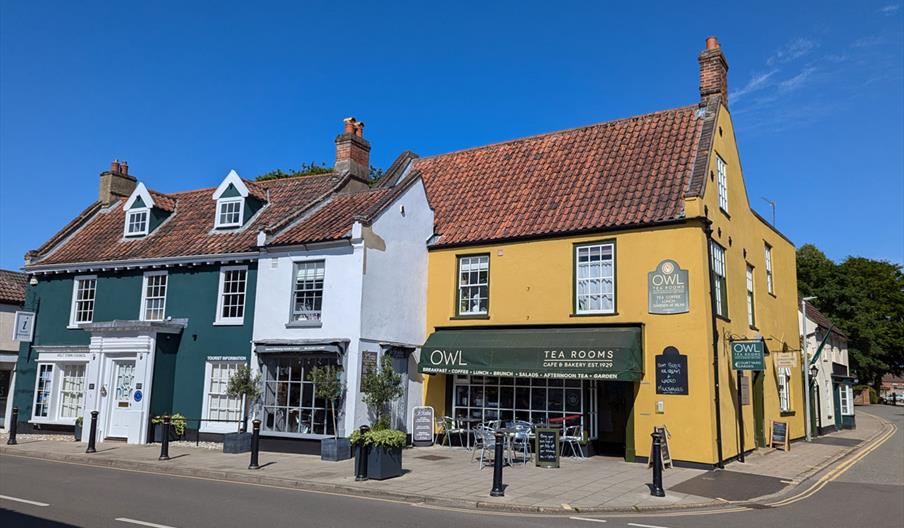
[509,421,533,465]
[560,424,584,458]
[440,416,466,448]
[471,425,503,469]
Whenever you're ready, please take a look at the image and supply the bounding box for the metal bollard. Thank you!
[490,431,505,497]
[6,407,18,445]
[248,419,261,470]
[85,410,99,453]
[650,431,665,497]
[355,425,370,481]
[158,415,171,460]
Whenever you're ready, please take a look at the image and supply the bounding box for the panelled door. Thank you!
[107,360,136,438]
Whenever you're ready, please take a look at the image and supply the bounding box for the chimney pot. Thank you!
[111,159,121,174]
[344,117,357,135]
[99,159,136,205]
[120,161,128,175]
[698,36,729,108]
[335,117,371,181]
[354,121,364,137]
[706,36,719,50]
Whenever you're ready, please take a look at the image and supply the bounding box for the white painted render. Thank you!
[251,179,433,438]
[799,309,851,431]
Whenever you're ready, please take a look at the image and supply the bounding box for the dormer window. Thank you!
[216,198,244,228]
[126,209,149,236]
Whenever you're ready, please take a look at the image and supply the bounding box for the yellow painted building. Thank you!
[409,37,804,467]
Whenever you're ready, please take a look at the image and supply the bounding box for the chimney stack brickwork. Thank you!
[698,36,729,108]
[98,158,137,205]
[335,117,371,180]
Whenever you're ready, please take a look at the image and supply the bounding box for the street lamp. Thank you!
[801,296,817,442]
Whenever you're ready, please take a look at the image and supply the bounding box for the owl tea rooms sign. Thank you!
[731,339,766,371]
[648,260,689,314]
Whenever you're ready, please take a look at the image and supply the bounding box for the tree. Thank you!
[796,245,904,386]
[360,355,404,430]
[255,162,332,181]
[226,365,262,432]
[308,364,344,440]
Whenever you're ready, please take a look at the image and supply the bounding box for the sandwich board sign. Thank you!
[411,406,435,447]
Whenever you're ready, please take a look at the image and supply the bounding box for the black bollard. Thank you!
[650,431,665,497]
[355,425,370,481]
[158,415,171,460]
[85,410,99,453]
[248,419,261,470]
[490,431,505,497]
[6,407,18,445]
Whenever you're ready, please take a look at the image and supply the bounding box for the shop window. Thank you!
[201,361,243,433]
[69,275,97,326]
[457,255,489,316]
[292,261,325,321]
[764,243,774,295]
[710,242,728,318]
[778,368,791,413]
[141,271,168,321]
[453,375,598,440]
[575,242,615,314]
[260,356,334,437]
[32,364,54,418]
[746,264,756,328]
[216,266,247,324]
[58,364,86,419]
[717,155,728,212]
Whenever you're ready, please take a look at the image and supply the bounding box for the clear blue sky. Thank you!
[1,1,902,270]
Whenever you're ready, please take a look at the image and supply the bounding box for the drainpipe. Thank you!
[801,297,816,442]
[704,222,725,469]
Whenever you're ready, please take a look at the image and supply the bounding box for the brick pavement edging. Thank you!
[0,412,890,515]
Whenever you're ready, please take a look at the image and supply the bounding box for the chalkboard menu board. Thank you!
[411,406,435,447]
[535,428,560,468]
[770,420,790,451]
[655,347,688,395]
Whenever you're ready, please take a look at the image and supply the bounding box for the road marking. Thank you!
[0,494,50,507]
[115,518,177,528]
[627,523,670,528]
[570,516,607,523]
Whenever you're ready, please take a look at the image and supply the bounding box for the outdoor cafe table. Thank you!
[458,417,482,450]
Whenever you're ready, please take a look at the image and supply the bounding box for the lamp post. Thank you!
[810,364,821,436]
[801,296,817,442]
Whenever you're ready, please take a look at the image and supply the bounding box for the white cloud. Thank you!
[778,67,817,92]
[731,70,779,103]
[852,36,883,48]
[878,4,900,15]
[767,38,817,66]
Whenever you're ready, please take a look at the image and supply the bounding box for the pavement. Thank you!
[0,407,892,516]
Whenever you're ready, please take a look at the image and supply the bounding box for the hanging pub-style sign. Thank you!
[648,260,689,314]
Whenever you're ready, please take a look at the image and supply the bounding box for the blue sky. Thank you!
[1,1,902,270]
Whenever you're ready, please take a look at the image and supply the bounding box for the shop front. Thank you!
[419,326,643,456]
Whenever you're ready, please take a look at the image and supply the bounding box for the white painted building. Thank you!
[800,299,855,434]
[0,270,27,430]
[251,131,434,444]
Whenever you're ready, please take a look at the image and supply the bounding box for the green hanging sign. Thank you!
[730,339,765,371]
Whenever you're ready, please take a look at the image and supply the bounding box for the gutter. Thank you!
[26,251,260,274]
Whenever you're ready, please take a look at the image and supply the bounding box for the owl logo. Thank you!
[661,261,675,275]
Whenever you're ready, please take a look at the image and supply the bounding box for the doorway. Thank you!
[106,360,136,439]
[595,381,635,458]
[753,371,765,447]
[0,369,10,428]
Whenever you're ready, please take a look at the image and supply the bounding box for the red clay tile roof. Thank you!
[0,269,27,305]
[270,188,392,246]
[31,174,338,266]
[148,189,177,212]
[413,104,710,247]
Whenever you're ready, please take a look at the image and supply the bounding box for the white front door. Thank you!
[107,360,136,438]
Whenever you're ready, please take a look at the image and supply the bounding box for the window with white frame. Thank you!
[125,208,149,236]
[58,364,86,419]
[216,198,243,228]
[202,361,243,432]
[765,243,774,295]
[70,276,97,325]
[292,261,325,321]
[141,272,168,321]
[746,264,756,328]
[841,385,854,415]
[575,242,615,314]
[710,242,728,318]
[33,364,54,418]
[778,368,791,412]
[457,255,489,316]
[216,266,247,324]
[716,155,728,212]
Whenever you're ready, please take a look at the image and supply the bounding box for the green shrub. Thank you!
[349,428,406,449]
[854,385,878,404]
[152,413,187,436]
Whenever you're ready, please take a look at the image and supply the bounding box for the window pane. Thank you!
[457,255,489,315]
[219,268,247,320]
[575,243,615,314]
[292,261,326,321]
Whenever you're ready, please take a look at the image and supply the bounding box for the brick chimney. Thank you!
[698,36,729,108]
[98,159,137,205]
[335,117,371,181]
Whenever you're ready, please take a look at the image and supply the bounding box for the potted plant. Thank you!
[352,355,406,480]
[152,413,186,442]
[74,416,83,441]
[308,364,350,461]
[224,364,261,453]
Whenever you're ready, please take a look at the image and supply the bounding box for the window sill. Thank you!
[768,292,777,299]
[450,315,490,320]
[715,314,731,323]
[570,312,618,318]
[285,320,323,328]
[720,208,731,219]
[67,324,89,330]
[749,325,759,331]
[30,418,76,426]
[213,320,244,326]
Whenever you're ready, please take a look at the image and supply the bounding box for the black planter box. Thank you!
[366,446,403,480]
[321,437,352,461]
[153,423,181,443]
[223,432,252,454]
